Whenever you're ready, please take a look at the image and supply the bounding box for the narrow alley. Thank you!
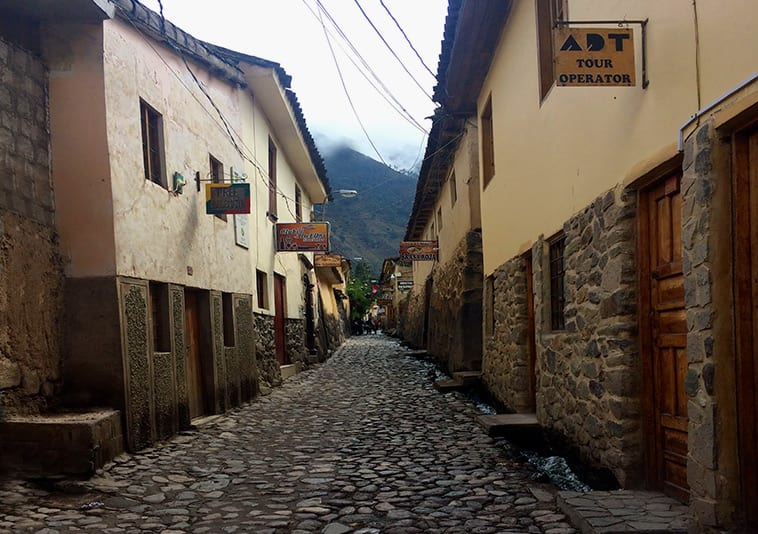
[0,336,575,534]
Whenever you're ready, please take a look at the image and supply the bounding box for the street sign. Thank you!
[555,27,635,86]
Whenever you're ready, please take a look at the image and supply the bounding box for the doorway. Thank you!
[733,125,758,525]
[524,251,537,411]
[185,290,208,420]
[274,274,288,365]
[639,172,689,503]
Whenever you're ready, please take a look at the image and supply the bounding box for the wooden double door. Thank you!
[639,172,689,502]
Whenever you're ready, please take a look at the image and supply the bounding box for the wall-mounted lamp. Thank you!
[172,172,186,195]
[338,189,358,198]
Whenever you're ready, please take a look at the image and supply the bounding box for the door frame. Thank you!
[273,274,288,365]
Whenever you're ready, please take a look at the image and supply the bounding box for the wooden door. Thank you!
[525,251,537,411]
[185,291,206,420]
[274,274,288,365]
[639,172,689,503]
[733,126,758,525]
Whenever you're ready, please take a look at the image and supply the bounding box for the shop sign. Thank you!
[400,241,438,261]
[205,183,251,214]
[234,214,249,249]
[397,280,414,291]
[555,27,635,86]
[314,254,342,268]
[276,222,330,252]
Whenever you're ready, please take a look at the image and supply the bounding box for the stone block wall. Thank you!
[254,313,282,388]
[427,231,483,372]
[533,184,642,486]
[400,283,428,350]
[483,255,533,412]
[286,318,307,366]
[0,37,63,415]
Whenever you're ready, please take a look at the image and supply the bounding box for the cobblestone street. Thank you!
[0,336,576,533]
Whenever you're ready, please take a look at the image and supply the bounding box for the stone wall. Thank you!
[286,318,307,366]
[483,255,533,412]
[535,184,641,487]
[254,313,282,389]
[427,231,483,372]
[679,120,723,528]
[400,282,428,349]
[0,37,63,415]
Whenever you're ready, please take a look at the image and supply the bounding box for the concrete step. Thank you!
[451,371,482,385]
[433,378,466,391]
[476,413,540,437]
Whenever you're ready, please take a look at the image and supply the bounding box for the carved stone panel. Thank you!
[210,291,227,413]
[118,278,154,452]
[152,351,176,440]
[168,285,189,428]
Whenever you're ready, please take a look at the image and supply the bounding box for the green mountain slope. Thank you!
[319,146,417,277]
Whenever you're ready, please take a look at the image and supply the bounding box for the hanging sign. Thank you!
[400,241,438,261]
[205,183,251,214]
[233,214,249,248]
[397,280,414,291]
[314,254,342,268]
[555,27,635,86]
[276,222,330,252]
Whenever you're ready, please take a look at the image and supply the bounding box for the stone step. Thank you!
[433,378,466,391]
[451,371,482,385]
[476,413,540,437]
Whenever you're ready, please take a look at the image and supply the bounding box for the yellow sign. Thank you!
[314,254,343,268]
[555,28,635,86]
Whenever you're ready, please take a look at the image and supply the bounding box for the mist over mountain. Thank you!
[318,146,417,277]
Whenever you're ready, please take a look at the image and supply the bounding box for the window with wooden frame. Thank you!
[295,185,302,222]
[256,269,269,309]
[149,282,170,353]
[267,138,278,221]
[209,154,226,221]
[450,171,458,207]
[140,99,166,187]
[536,0,568,101]
[481,95,495,189]
[222,292,235,347]
[549,233,567,331]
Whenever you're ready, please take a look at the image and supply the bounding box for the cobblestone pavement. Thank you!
[0,336,576,533]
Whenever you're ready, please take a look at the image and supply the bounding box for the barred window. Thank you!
[549,234,566,331]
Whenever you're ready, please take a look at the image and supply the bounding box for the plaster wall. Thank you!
[102,20,252,293]
[478,0,758,273]
[46,23,116,278]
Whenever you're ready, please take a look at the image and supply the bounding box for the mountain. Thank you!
[318,146,417,277]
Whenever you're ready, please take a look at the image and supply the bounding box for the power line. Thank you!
[352,0,434,101]
[380,0,437,79]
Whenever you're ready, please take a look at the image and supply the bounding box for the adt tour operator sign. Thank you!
[555,28,635,87]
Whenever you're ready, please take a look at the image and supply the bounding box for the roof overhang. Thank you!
[315,265,344,285]
[0,0,115,21]
[242,64,327,204]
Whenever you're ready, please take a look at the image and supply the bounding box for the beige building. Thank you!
[2,0,330,453]
[314,255,351,355]
[415,0,758,530]
[402,109,484,372]
[377,257,412,334]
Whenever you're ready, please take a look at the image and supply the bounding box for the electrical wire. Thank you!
[352,0,434,100]
[380,0,437,80]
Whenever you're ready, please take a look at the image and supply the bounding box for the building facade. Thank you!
[420,0,758,530]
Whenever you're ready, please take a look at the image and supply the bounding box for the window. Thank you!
[150,283,170,353]
[450,171,458,207]
[222,292,235,347]
[267,138,277,220]
[140,99,165,187]
[256,269,268,309]
[481,95,495,189]
[549,234,566,331]
[295,185,302,222]
[210,154,226,221]
[536,0,568,100]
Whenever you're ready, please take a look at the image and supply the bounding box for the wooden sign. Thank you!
[397,280,414,291]
[276,222,330,252]
[555,28,635,86]
[314,254,342,268]
[205,183,251,214]
[400,241,438,261]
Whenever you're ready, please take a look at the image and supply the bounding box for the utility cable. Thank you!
[379,0,437,79]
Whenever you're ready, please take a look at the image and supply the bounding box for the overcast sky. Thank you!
[139,0,449,171]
